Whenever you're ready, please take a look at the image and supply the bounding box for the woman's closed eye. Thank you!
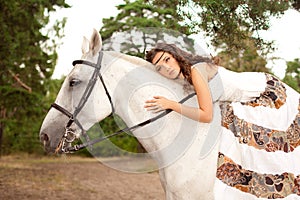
[156,65,162,71]
[164,56,170,63]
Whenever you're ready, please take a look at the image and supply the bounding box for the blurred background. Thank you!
[0,0,300,200]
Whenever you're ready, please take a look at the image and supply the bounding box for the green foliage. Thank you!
[100,0,195,58]
[148,0,298,75]
[217,36,269,72]
[0,87,42,154]
[283,58,300,92]
[0,0,69,155]
[81,115,143,157]
[174,0,290,54]
[101,0,191,41]
[110,0,296,73]
[100,115,139,153]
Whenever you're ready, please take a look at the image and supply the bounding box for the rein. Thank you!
[50,52,196,153]
[66,92,195,152]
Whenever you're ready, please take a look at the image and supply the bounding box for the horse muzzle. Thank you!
[40,126,82,154]
[39,122,68,154]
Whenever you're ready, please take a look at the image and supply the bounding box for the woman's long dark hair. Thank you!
[145,43,213,85]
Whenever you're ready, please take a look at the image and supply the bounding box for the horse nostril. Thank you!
[41,133,49,142]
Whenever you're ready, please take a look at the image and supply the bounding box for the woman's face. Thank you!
[152,51,181,79]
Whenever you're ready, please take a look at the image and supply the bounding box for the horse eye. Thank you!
[69,79,81,87]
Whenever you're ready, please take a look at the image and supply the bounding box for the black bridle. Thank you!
[50,51,195,153]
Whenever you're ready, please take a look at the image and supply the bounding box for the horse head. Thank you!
[39,29,114,153]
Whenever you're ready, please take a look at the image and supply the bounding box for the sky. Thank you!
[49,0,300,79]
[49,0,124,78]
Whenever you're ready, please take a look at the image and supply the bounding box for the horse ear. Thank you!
[81,36,89,55]
[89,29,102,56]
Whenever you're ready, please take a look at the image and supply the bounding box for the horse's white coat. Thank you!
[40,29,220,199]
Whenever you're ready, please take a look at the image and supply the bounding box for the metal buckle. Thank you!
[60,127,77,153]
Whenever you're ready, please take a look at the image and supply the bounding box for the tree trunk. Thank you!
[0,122,3,157]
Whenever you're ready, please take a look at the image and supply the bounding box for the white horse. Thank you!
[39,29,220,199]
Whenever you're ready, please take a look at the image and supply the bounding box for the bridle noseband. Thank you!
[50,51,196,153]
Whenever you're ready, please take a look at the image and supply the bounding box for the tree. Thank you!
[217,35,269,73]
[148,0,299,73]
[163,0,291,53]
[292,0,300,10]
[100,0,195,57]
[0,1,69,154]
[101,0,191,40]
[283,58,300,92]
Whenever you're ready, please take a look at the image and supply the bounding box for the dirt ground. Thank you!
[0,155,165,200]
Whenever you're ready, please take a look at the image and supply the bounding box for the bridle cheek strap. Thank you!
[49,52,115,152]
[51,52,114,129]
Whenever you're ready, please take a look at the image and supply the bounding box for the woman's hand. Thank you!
[144,96,175,113]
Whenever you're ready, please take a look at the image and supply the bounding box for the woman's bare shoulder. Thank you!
[191,62,210,69]
[191,62,218,81]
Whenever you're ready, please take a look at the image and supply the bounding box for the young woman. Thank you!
[144,43,219,123]
[144,43,300,198]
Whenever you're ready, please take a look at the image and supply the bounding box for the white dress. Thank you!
[203,66,300,199]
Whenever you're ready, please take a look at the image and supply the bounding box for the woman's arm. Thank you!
[145,64,213,123]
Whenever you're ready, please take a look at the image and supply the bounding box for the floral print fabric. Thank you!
[217,153,300,198]
[217,73,300,198]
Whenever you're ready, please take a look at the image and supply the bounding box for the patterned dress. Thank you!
[209,67,300,199]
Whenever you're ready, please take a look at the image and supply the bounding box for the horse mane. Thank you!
[105,51,154,69]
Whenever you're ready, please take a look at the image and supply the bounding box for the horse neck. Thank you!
[102,51,158,123]
[102,51,196,157]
